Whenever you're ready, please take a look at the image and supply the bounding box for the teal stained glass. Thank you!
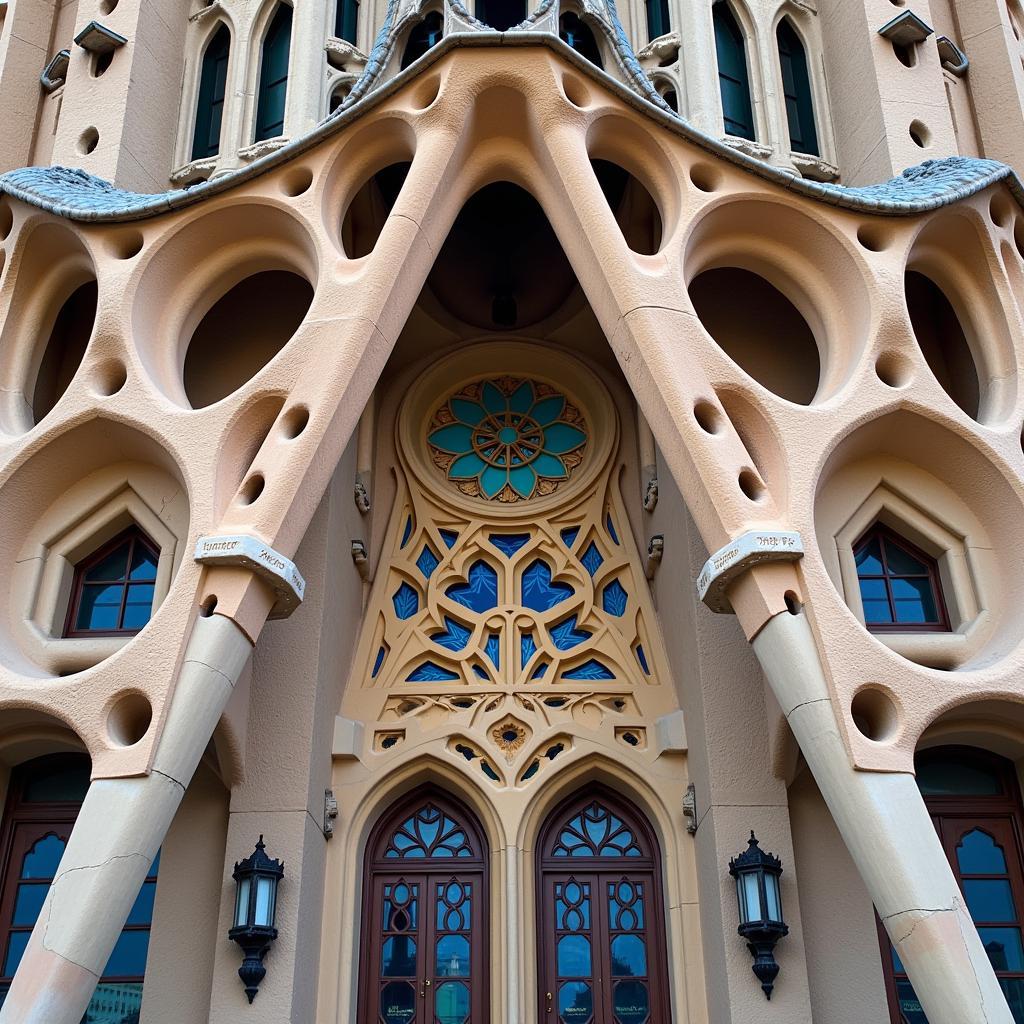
[428,379,587,500]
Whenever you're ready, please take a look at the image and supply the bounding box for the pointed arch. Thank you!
[559,12,604,68]
[713,0,755,140]
[400,10,443,70]
[254,2,293,142]
[776,17,819,156]
[191,22,231,160]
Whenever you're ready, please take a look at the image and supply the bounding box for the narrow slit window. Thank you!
[191,24,231,161]
[777,19,819,156]
[646,0,670,40]
[335,0,359,43]
[401,11,443,70]
[254,4,292,142]
[713,1,755,141]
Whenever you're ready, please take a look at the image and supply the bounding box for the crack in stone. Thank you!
[883,906,950,945]
[786,697,831,717]
[151,767,185,793]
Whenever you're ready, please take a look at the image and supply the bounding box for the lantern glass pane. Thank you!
[764,872,782,924]
[743,872,762,922]
[255,876,275,926]
[235,877,251,927]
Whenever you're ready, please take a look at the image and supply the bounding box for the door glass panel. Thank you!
[895,979,929,1023]
[978,927,1024,971]
[957,830,1008,874]
[382,936,417,976]
[609,879,645,930]
[555,879,590,930]
[434,980,470,1024]
[436,880,471,930]
[11,883,47,926]
[380,980,417,1023]
[963,879,1017,923]
[1000,978,1024,1022]
[559,981,593,1023]
[557,934,592,976]
[610,934,647,977]
[102,929,150,977]
[436,934,470,976]
[612,979,650,1024]
[384,881,418,930]
[2,932,28,977]
[21,835,65,878]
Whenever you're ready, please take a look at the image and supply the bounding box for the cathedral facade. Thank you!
[0,0,1022,1021]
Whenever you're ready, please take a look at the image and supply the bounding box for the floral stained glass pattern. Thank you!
[428,378,587,502]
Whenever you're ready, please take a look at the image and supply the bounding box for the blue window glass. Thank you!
[254,4,292,142]
[713,2,755,140]
[401,11,443,70]
[335,0,359,43]
[645,0,670,40]
[192,24,231,160]
[777,19,819,156]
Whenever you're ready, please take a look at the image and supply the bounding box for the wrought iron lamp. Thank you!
[729,832,789,1000]
[228,835,284,1003]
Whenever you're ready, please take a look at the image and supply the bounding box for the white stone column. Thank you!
[753,608,1012,1024]
[0,614,253,1024]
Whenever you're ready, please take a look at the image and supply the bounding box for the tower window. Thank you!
[777,19,819,156]
[713,1,755,141]
[853,525,949,632]
[646,0,670,40]
[335,0,359,43]
[400,11,443,70]
[476,0,526,31]
[192,24,231,161]
[254,4,292,142]
[64,527,159,638]
[560,13,603,68]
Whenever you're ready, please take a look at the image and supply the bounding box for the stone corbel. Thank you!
[697,530,804,613]
[40,50,71,93]
[194,535,306,619]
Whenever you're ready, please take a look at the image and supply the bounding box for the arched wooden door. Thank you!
[537,787,672,1024]
[359,788,489,1024]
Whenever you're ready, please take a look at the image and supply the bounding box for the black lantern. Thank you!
[228,835,284,1003]
[729,832,789,1000]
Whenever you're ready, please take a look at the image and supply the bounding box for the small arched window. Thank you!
[537,787,672,1023]
[476,0,526,31]
[358,788,489,1024]
[853,524,949,632]
[882,748,1024,1021]
[400,11,443,70]
[713,1,755,141]
[64,526,159,637]
[254,3,292,142]
[0,755,159,1016]
[336,0,359,43]
[560,13,603,68]
[646,0,670,41]
[192,24,231,161]
[776,19,819,156]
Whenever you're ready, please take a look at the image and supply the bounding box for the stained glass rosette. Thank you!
[427,378,587,502]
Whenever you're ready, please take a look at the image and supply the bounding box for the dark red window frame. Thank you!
[880,747,1024,1022]
[63,526,159,638]
[853,523,950,633]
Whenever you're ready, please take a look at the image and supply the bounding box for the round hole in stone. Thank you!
[32,280,98,424]
[94,359,127,397]
[693,399,722,434]
[107,692,153,748]
[199,594,218,617]
[990,192,1013,229]
[850,687,899,743]
[875,351,911,388]
[413,75,441,110]
[591,159,662,255]
[341,162,412,259]
[107,230,143,260]
[239,473,265,505]
[689,163,721,193]
[892,40,916,67]
[281,166,313,197]
[784,590,802,615]
[99,0,119,12]
[737,468,765,502]
[562,73,591,109]
[909,120,931,148]
[689,268,820,404]
[183,270,313,408]
[0,201,12,242]
[501,729,519,744]
[78,127,99,155]
[91,49,114,77]
[281,404,309,439]
[856,223,890,252]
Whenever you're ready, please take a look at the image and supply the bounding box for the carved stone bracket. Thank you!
[696,530,804,613]
[194,535,306,619]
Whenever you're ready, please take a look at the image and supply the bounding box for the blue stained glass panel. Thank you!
[635,645,650,675]
[602,580,628,616]
[417,546,440,579]
[522,560,574,611]
[440,530,459,549]
[429,424,474,453]
[532,395,566,425]
[542,422,587,454]
[401,516,413,548]
[522,760,540,781]
[531,662,549,679]
[393,582,419,620]
[372,646,387,677]
[473,666,489,679]
[550,616,592,651]
[433,617,472,652]
[561,526,580,549]
[450,398,487,425]
[521,633,537,668]
[490,534,530,557]
[407,661,460,682]
[563,659,615,680]
[606,513,620,545]
[446,561,498,612]
[581,542,604,577]
[485,633,501,668]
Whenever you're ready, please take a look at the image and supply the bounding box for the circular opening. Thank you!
[106,692,153,748]
[0,201,12,242]
[856,223,890,252]
[875,351,912,388]
[281,404,310,439]
[91,49,114,77]
[688,163,721,193]
[78,128,99,155]
[412,75,441,110]
[106,230,143,260]
[693,399,722,434]
[281,167,313,197]
[562,73,591,109]
[689,268,820,404]
[892,40,916,67]
[909,120,931,148]
[199,594,218,617]
[737,468,765,502]
[784,590,802,615]
[341,162,412,259]
[32,280,98,424]
[239,473,265,505]
[94,359,127,397]
[501,729,519,743]
[990,192,1013,229]
[850,687,899,743]
[183,270,313,409]
[99,0,119,12]
[591,159,662,256]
